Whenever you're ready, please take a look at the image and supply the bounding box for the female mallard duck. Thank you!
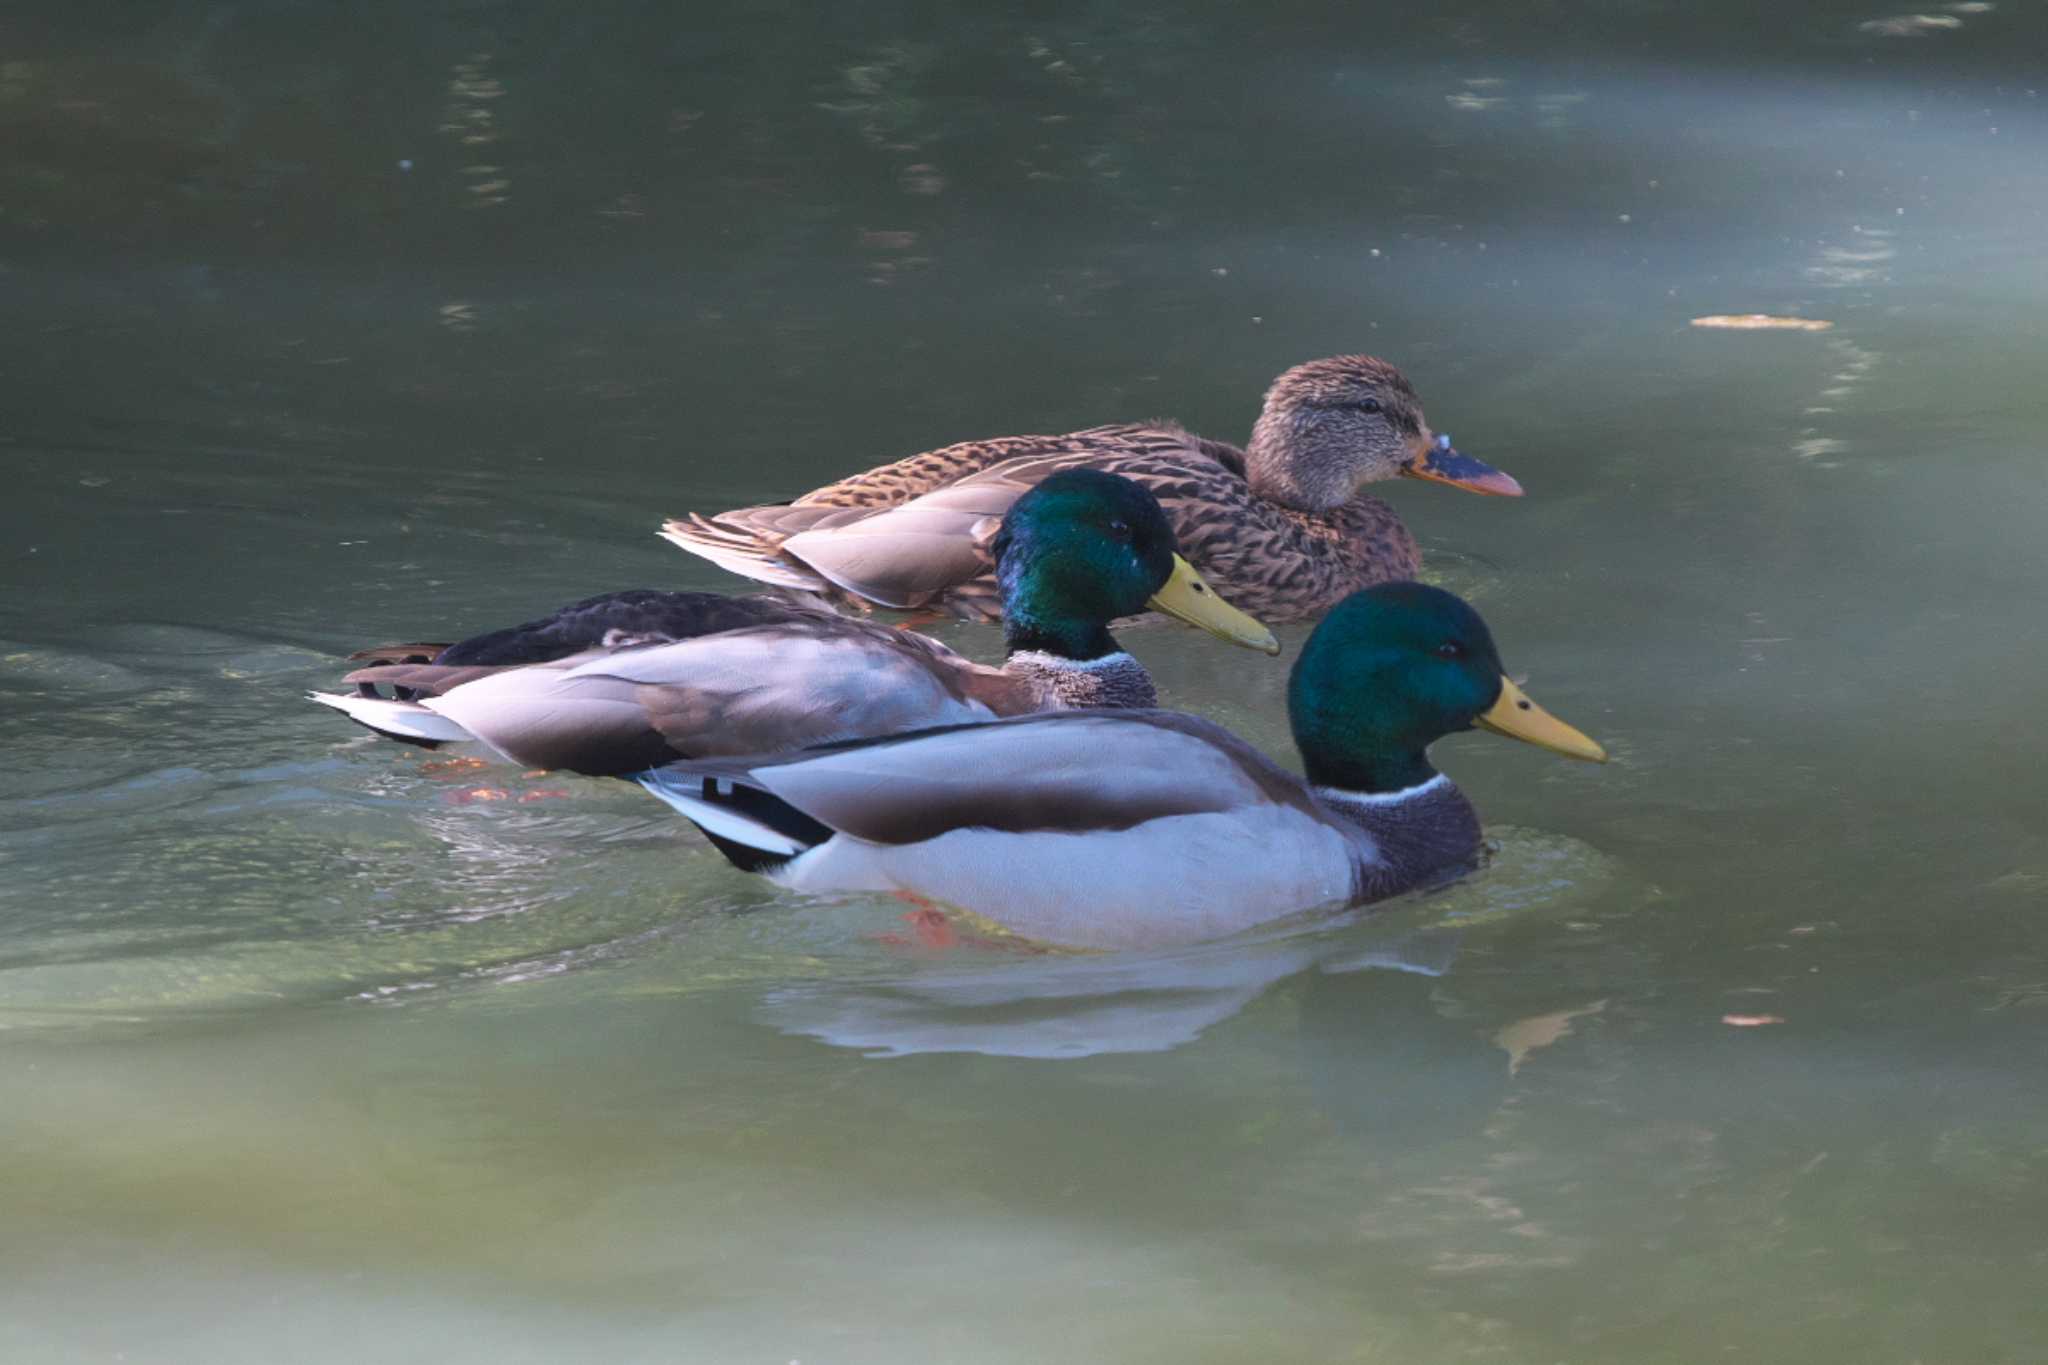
[660,355,1521,624]
[638,582,1605,949]
[308,470,1277,774]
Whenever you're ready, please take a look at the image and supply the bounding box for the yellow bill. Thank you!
[1148,555,1281,656]
[1475,676,1608,762]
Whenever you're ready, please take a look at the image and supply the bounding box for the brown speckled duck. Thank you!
[660,355,1521,624]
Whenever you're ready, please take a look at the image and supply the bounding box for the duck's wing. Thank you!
[313,591,846,746]
[772,469,1033,608]
[344,590,820,671]
[435,589,822,665]
[416,617,1019,775]
[654,506,887,593]
[640,710,1366,949]
[646,709,1323,845]
[657,426,1189,599]
[755,430,1241,610]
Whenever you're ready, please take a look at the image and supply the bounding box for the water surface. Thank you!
[5,2,2047,1360]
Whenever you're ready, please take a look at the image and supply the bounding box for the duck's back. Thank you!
[1176,493,1419,625]
[904,432,1421,623]
[790,423,1202,510]
[663,421,1417,623]
[663,423,1234,617]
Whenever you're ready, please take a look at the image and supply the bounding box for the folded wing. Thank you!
[659,709,1322,845]
[418,619,1013,774]
[657,427,1197,604]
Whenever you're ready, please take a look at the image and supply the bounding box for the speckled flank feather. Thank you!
[660,358,1452,623]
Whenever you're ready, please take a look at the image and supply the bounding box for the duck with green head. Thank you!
[987,468,1281,707]
[640,582,1607,948]
[309,469,1277,774]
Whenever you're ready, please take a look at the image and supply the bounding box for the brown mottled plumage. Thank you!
[660,356,1521,624]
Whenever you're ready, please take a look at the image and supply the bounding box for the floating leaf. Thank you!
[1495,999,1607,1075]
[1691,314,1834,331]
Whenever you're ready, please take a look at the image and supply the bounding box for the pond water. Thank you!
[4,2,2046,1360]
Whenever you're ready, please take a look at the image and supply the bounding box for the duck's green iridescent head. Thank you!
[991,469,1277,660]
[1287,582,1605,793]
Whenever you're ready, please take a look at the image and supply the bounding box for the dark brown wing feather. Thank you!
[348,643,452,666]
[342,660,513,697]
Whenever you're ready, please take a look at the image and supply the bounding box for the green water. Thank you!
[5,2,2047,1360]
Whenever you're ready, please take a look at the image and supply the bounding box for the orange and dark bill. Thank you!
[1401,433,1524,497]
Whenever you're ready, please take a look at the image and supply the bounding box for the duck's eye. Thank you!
[1355,398,1383,415]
[1435,641,1464,660]
[1106,519,1133,542]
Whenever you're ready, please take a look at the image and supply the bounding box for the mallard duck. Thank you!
[308,470,1277,774]
[306,589,824,750]
[638,582,1605,949]
[659,355,1520,624]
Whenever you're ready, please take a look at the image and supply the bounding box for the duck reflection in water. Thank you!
[754,914,1472,1062]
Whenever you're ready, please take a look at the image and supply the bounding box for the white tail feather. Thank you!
[307,691,477,744]
[636,771,809,857]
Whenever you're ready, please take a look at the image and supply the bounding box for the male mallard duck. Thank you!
[638,582,1605,949]
[308,470,1277,774]
[660,355,1520,624]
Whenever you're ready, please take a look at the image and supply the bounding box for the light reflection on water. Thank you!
[4,2,2048,1360]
